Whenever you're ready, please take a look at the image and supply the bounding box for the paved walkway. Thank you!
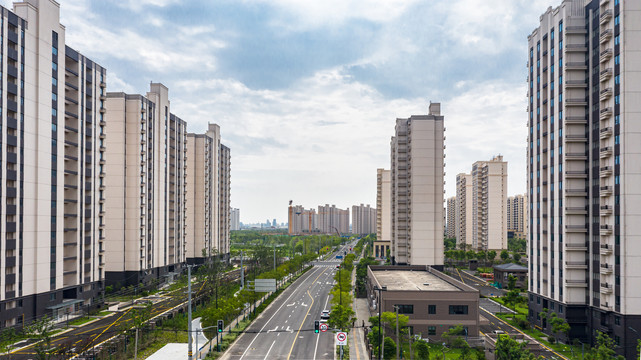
[348,248,371,360]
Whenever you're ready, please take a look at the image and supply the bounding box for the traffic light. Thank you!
[314,320,320,333]
[217,320,224,333]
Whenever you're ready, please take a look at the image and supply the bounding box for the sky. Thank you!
[9,0,557,223]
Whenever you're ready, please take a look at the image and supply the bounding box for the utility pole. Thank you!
[240,251,244,289]
[408,327,413,360]
[395,306,400,360]
[273,244,276,271]
[187,265,193,360]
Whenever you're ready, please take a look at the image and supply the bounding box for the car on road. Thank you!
[320,310,330,322]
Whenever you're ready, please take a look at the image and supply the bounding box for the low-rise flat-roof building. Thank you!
[367,265,479,340]
[493,263,528,290]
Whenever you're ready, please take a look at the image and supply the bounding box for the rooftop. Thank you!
[373,270,459,292]
[493,263,528,271]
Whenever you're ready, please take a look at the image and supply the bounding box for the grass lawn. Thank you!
[492,297,528,316]
[68,317,94,326]
[97,310,113,317]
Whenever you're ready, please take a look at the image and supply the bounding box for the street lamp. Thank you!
[374,285,387,360]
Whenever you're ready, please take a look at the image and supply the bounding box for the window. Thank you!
[614,15,620,26]
[559,305,563,314]
[449,305,468,315]
[615,95,620,104]
[614,35,620,46]
[615,75,620,84]
[52,62,57,71]
[52,46,57,55]
[52,77,57,86]
[428,326,436,335]
[428,305,436,314]
[615,55,620,65]
[395,304,413,314]
[615,135,620,145]
[559,22,563,33]
[615,115,620,125]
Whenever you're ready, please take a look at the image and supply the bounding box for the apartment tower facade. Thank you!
[446,197,456,239]
[103,83,187,288]
[507,194,528,239]
[351,204,376,235]
[471,156,508,251]
[218,144,231,258]
[0,0,106,327]
[230,208,240,231]
[390,102,444,266]
[288,205,317,235]
[376,169,392,258]
[318,204,349,234]
[527,1,641,356]
[456,173,474,249]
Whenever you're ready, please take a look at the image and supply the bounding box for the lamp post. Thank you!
[374,285,387,360]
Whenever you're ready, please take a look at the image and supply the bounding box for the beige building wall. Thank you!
[456,173,474,249]
[185,133,214,262]
[507,194,528,239]
[391,102,444,266]
[104,83,186,287]
[219,144,231,257]
[231,208,240,231]
[1,0,106,326]
[446,197,456,239]
[318,204,349,234]
[376,169,392,242]
[471,155,508,251]
[352,204,376,235]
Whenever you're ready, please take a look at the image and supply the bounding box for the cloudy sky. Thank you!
[12,0,556,223]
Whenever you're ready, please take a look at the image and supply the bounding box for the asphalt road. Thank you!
[221,242,355,360]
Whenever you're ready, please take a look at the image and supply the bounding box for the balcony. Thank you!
[566,44,588,52]
[600,9,612,25]
[565,243,588,251]
[600,224,613,235]
[565,206,588,215]
[566,26,587,34]
[599,166,613,177]
[565,62,587,71]
[600,48,613,63]
[566,188,588,197]
[566,152,587,161]
[565,261,588,270]
[599,87,613,101]
[566,134,588,142]
[600,205,613,216]
[565,170,587,179]
[565,279,588,288]
[600,243,613,255]
[600,147,613,158]
[600,68,613,83]
[566,98,587,106]
[600,29,613,44]
[600,186,613,197]
[600,263,613,274]
[600,283,613,294]
[566,225,587,233]
[565,116,588,125]
[599,127,613,139]
[565,80,587,88]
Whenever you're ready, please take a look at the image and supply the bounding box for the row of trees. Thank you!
[327,253,356,332]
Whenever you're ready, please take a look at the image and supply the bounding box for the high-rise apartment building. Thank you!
[390,102,444,266]
[185,123,230,263]
[471,155,508,251]
[318,204,349,235]
[376,169,392,258]
[231,208,240,231]
[456,173,474,249]
[103,83,187,287]
[288,205,317,235]
[218,144,231,257]
[527,1,641,356]
[352,204,376,235]
[507,194,528,239]
[446,197,456,239]
[0,0,106,327]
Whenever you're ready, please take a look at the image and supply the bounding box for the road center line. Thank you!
[263,340,276,360]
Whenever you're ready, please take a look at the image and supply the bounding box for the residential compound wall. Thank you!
[0,0,106,328]
[351,204,376,235]
[390,103,444,266]
[527,0,641,357]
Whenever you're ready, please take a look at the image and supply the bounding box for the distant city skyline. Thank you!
[14,0,557,223]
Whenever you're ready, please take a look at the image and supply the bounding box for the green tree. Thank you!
[503,289,522,310]
[513,252,522,263]
[508,274,517,290]
[548,313,570,342]
[495,335,536,360]
[413,339,430,360]
[487,250,497,265]
[441,325,467,347]
[500,250,510,262]
[585,331,625,360]
[383,337,396,360]
[328,304,355,332]
[26,316,56,360]
[466,250,477,261]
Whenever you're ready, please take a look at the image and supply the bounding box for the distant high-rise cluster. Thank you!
[287,205,317,235]
[287,204,350,235]
[455,155,508,251]
[446,197,456,239]
[380,102,445,266]
[351,204,376,235]
[0,1,232,328]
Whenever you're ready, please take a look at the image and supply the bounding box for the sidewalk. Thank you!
[348,247,371,360]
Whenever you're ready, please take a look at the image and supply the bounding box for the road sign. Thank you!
[335,332,347,346]
[320,323,329,332]
[250,279,277,292]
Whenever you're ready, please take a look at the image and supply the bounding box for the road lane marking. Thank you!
[287,267,328,360]
[239,266,324,360]
[263,340,276,360]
